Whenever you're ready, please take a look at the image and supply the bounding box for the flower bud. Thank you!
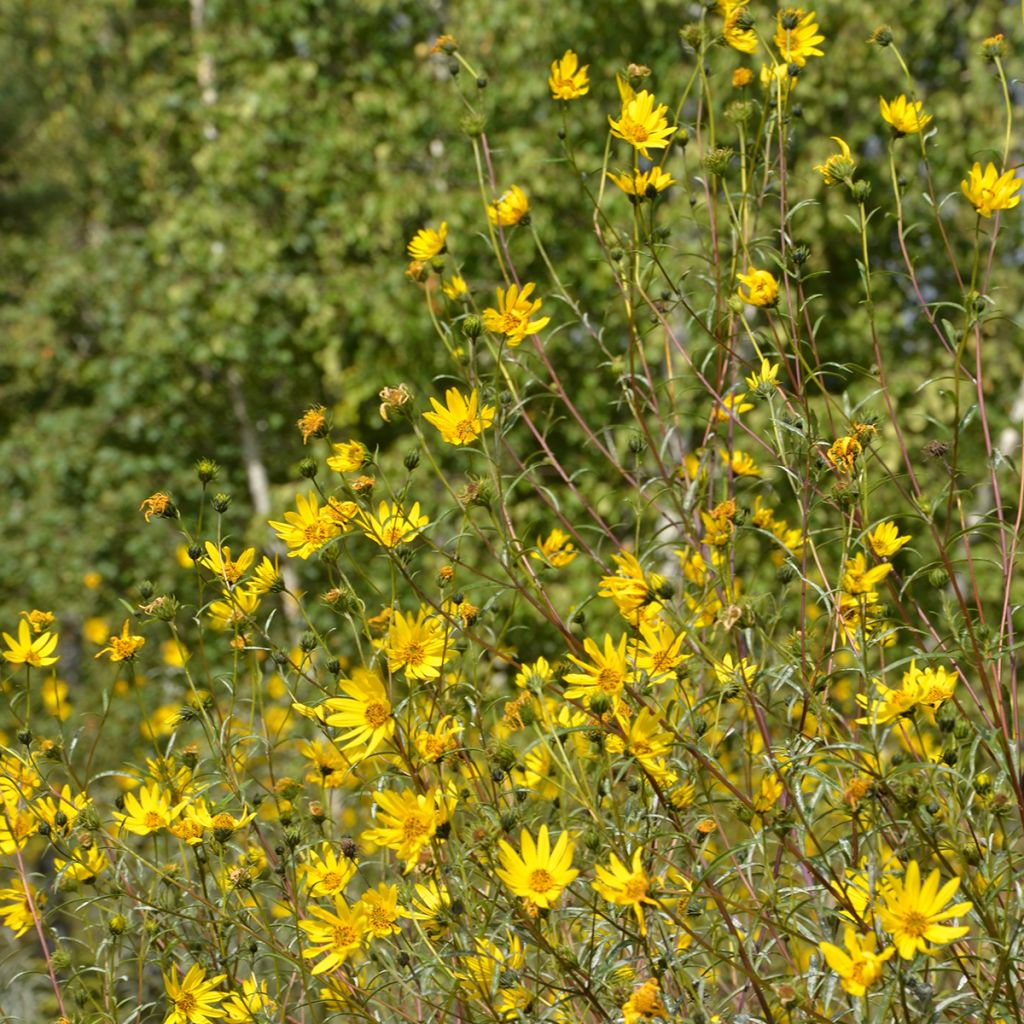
[462,314,483,339]
[212,493,232,513]
[299,456,318,479]
[195,458,220,484]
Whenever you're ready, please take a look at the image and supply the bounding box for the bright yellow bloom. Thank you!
[383,607,451,680]
[593,848,659,934]
[487,185,529,227]
[359,882,406,937]
[745,358,780,391]
[54,843,109,884]
[247,554,281,596]
[20,609,55,633]
[774,8,824,66]
[326,439,368,473]
[563,633,633,710]
[733,67,754,87]
[296,404,328,443]
[549,49,589,100]
[0,881,43,937]
[115,783,186,836]
[961,162,1022,217]
[414,715,462,763]
[856,660,957,724]
[819,927,895,996]
[140,491,174,521]
[207,587,261,632]
[635,620,689,684]
[841,552,892,595]
[442,275,469,300]
[2,619,59,667]
[608,90,677,158]
[814,136,855,185]
[359,500,429,548]
[720,1,758,54]
[721,448,761,477]
[622,979,666,1024]
[268,492,341,559]
[715,392,754,421]
[361,787,448,871]
[95,621,145,662]
[319,669,394,757]
[532,528,578,568]
[877,861,971,960]
[407,222,447,260]
[201,542,255,587]
[482,282,551,347]
[867,521,911,558]
[598,551,665,624]
[223,976,276,1024]
[408,879,451,939]
[880,95,932,135]
[300,897,367,974]
[496,825,577,908]
[423,387,495,446]
[163,963,227,1024]
[34,784,88,838]
[607,166,676,198]
[827,435,862,473]
[736,267,779,307]
[301,842,357,898]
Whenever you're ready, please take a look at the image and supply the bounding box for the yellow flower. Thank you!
[598,551,665,624]
[487,185,529,227]
[326,439,368,473]
[827,435,862,473]
[163,964,227,1024]
[300,897,367,974]
[442,275,469,300]
[95,621,145,662]
[819,927,895,997]
[867,521,911,558]
[841,552,891,596]
[607,166,676,199]
[116,783,186,836]
[622,979,666,1024]
[201,542,255,587]
[720,1,758,54]
[408,879,451,939]
[0,881,44,937]
[296,404,328,443]
[301,842,357,897]
[139,491,174,522]
[563,633,633,710]
[636,621,689,684]
[41,677,70,720]
[593,848,659,934]
[774,8,825,66]
[2,619,59,667]
[20,609,55,634]
[268,492,341,559]
[383,607,451,680]
[414,715,462,763]
[423,387,496,446]
[359,882,406,938]
[745,357,780,391]
[207,588,261,632]
[721,448,760,477]
[318,669,394,757]
[880,94,932,135]
[359,500,429,548]
[361,787,448,871]
[407,222,447,261]
[247,555,281,596]
[960,162,1022,217]
[608,90,678,158]
[732,67,754,87]
[877,860,971,960]
[223,976,276,1024]
[496,825,577,908]
[814,136,855,185]
[532,528,578,568]
[482,282,551,347]
[549,49,589,100]
[855,660,957,725]
[736,267,779,307]
[54,843,108,885]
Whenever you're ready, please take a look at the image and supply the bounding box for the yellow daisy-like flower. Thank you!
[745,357,780,391]
[482,282,551,347]
[867,520,911,558]
[320,669,395,757]
[736,267,779,307]
[814,136,855,185]
[774,8,825,66]
[877,860,971,960]
[407,222,447,261]
[960,162,1022,218]
[361,786,448,871]
[607,166,676,199]
[359,500,429,548]
[549,49,589,100]
[0,881,44,937]
[593,848,660,934]
[608,90,678,159]
[719,0,758,54]
[95,621,145,662]
[442,275,468,301]
[598,551,665,624]
[880,95,932,136]
[20,609,55,634]
[326,439,368,473]
[635,620,689,684]
[383,607,451,680]
[487,185,529,227]
[359,882,406,938]
[531,528,578,568]
[841,552,892,596]
[115,783,186,836]
[2,619,59,667]
[819,927,895,997]
[408,879,451,939]
[201,542,256,588]
[622,979,666,1024]
[423,387,496,446]
[301,842,357,898]
[563,633,633,710]
[496,825,577,908]
[223,976,276,1024]
[300,897,367,974]
[163,964,227,1024]
[268,492,341,559]
[247,555,281,596]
